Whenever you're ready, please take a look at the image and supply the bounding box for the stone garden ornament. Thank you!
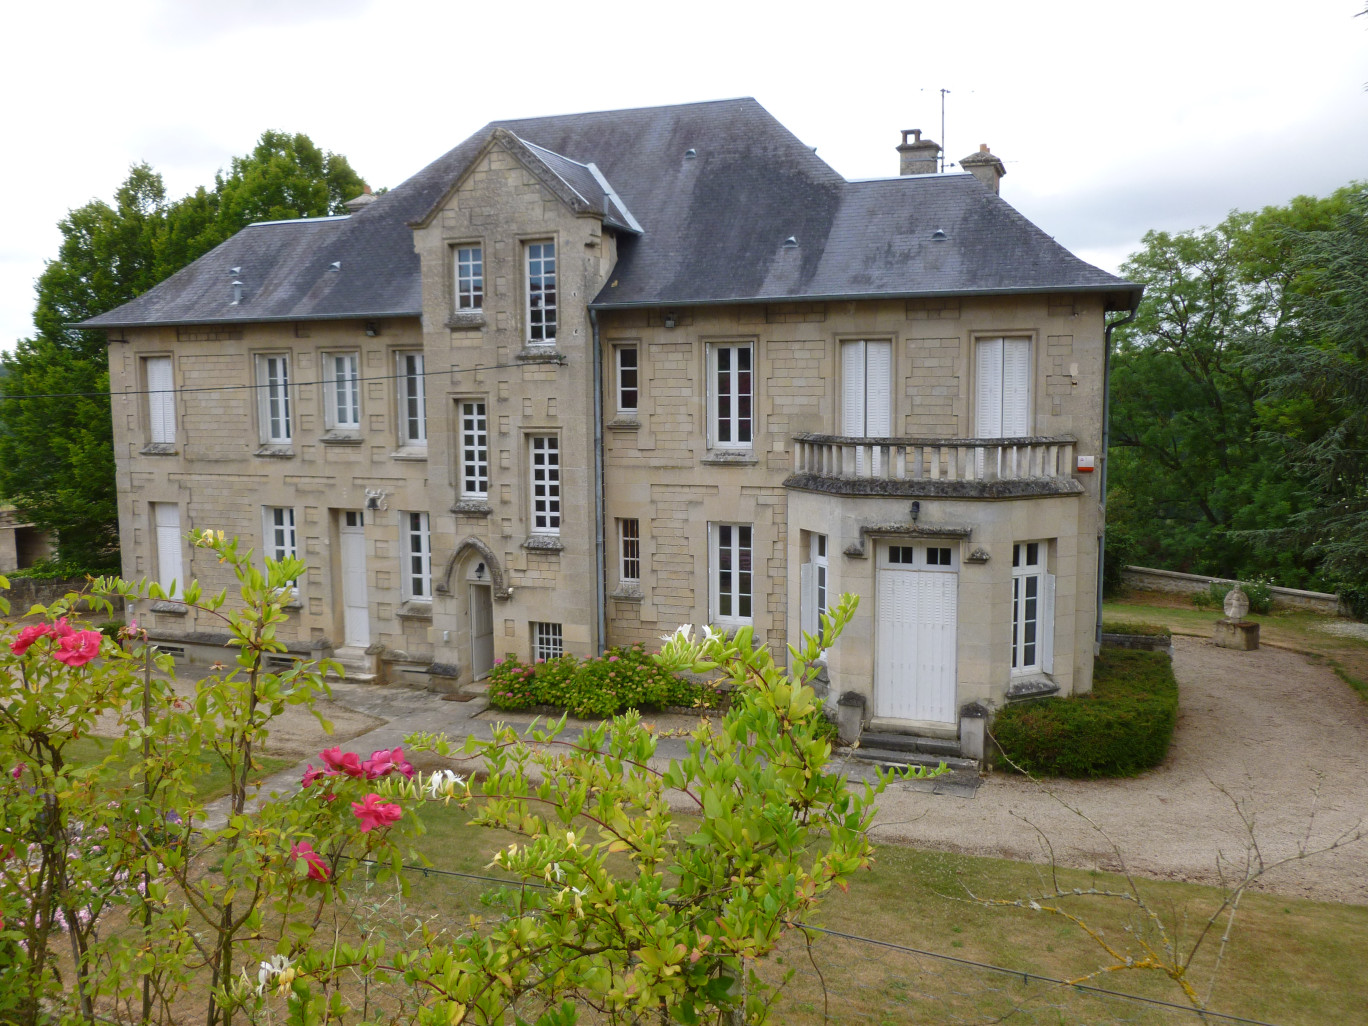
[1223,584,1250,621]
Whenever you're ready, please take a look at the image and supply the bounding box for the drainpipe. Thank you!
[1096,304,1139,650]
[590,307,607,654]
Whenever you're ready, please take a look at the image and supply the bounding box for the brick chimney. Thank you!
[959,144,1006,194]
[897,129,941,175]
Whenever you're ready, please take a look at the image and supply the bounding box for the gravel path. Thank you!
[870,636,1368,904]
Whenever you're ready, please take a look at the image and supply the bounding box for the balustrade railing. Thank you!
[790,434,1078,484]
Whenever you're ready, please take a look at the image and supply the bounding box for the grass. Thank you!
[60,736,292,802]
[1104,590,1368,703]
[399,805,1368,1026]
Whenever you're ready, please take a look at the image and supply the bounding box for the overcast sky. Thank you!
[3,0,1365,351]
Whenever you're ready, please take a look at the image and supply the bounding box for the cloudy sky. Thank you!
[3,0,1365,350]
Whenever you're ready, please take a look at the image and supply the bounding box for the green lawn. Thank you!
[60,736,292,803]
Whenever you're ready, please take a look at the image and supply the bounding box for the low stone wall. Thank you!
[1120,566,1344,616]
[4,575,124,616]
[1101,631,1174,655]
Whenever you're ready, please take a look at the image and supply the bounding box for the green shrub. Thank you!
[6,558,110,580]
[487,643,713,717]
[1100,620,1171,639]
[1195,578,1274,614]
[990,649,1178,778]
[96,620,126,640]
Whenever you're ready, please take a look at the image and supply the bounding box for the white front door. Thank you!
[470,583,494,679]
[875,542,958,724]
[339,511,369,648]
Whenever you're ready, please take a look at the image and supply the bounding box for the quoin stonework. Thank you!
[83,98,1140,746]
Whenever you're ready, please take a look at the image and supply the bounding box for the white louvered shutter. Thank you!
[975,338,1004,438]
[866,341,892,437]
[146,357,175,444]
[1041,572,1056,674]
[800,562,817,639]
[154,503,183,595]
[841,341,866,436]
[1002,338,1032,437]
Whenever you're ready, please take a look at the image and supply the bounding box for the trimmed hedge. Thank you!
[991,649,1178,778]
[1100,620,1171,639]
[486,643,714,718]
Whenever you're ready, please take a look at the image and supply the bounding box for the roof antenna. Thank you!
[939,88,950,173]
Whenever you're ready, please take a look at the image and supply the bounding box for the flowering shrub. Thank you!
[487,642,713,717]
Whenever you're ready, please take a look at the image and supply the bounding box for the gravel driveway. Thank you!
[869,636,1368,904]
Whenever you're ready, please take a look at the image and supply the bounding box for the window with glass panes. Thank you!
[403,512,432,599]
[326,352,361,429]
[711,523,753,625]
[526,242,557,343]
[532,621,563,662]
[265,506,298,588]
[257,355,292,443]
[709,343,753,448]
[1011,541,1044,673]
[455,245,483,309]
[460,401,489,498]
[530,436,560,533]
[397,352,426,444]
[616,346,638,413]
[619,519,640,583]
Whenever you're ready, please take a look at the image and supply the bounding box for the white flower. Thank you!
[700,624,723,643]
[425,769,465,798]
[257,954,292,994]
[661,624,694,645]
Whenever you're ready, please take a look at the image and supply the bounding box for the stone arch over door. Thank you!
[442,536,511,600]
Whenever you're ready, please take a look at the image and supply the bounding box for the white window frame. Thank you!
[710,522,753,627]
[459,400,489,500]
[532,621,563,662]
[145,355,176,445]
[256,354,292,444]
[619,518,641,585]
[707,342,754,449]
[525,241,557,345]
[1011,540,1054,676]
[396,351,427,446]
[263,506,299,591]
[323,351,361,431]
[975,336,1033,438]
[529,435,561,535]
[616,345,639,415]
[402,511,432,601]
[454,244,483,310]
[152,502,182,597]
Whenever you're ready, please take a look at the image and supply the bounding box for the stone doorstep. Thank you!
[857,731,962,759]
[849,747,979,775]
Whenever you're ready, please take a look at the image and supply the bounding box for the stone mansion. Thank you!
[84,98,1140,742]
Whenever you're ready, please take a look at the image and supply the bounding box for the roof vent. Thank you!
[229,266,241,275]
[931,228,947,241]
[684,148,697,159]
[783,236,798,249]
[231,280,243,304]
[329,261,342,271]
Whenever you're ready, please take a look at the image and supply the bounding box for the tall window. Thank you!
[532,621,563,662]
[397,352,426,445]
[256,354,292,443]
[801,532,827,641]
[455,245,483,310]
[976,337,1032,438]
[841,340,892,437]
[403,511,432,600]
[152,502,182,596]
[708,343,753,448]
[526,241,557,344]
[616,346,639,414]
[265,506,298,590]
[1011,541,1054,675]
[325,352,361,430]
[530,436,560,534]
[145,356,176,444]
[710,523,753,626]
[619,518,641,584]
[460,400,489,499]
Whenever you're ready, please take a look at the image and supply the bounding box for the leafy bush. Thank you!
[6,558,109,580]
[1100,620,1171,639]
[1194,578,1274,614]
[487,642,713,717]
[991,649,1178,778]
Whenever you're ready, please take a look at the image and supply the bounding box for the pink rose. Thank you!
[52,631,103,668]
[350,793,402,833]
[10,763,25,781]
[320,747,365,778]
[51,618,75,639]
[11,624,52,655]
[362,747,414,780]
[290,840,329,881]
[301,764,329,788]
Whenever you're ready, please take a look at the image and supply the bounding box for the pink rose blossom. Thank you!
[290,840,330,881]
[362,747,414,780]
[301,764,329,788]
[11,624,52,655]
[52,631,103,668]
[350,793,402,833]
[320,747,365,778]
[10,763,25,781]
[50,618,75,639]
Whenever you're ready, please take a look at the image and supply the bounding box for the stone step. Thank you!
[858,731,962,758]
[849,746,980,774]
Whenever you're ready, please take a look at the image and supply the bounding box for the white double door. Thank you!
[875,542,958,725]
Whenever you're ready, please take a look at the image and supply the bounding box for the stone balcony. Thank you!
[784,434,1086,498]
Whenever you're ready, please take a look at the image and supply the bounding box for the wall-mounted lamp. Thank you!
[662,312,677,329]
[474,562,486,581]
[364,321,379,337]
[910,501,921,523]
[364,488,388,511]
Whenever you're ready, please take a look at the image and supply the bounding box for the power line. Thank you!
[349,857,1284,1026]
[0,356,565,403]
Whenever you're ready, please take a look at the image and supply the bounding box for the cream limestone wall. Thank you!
[599,293,1106,715]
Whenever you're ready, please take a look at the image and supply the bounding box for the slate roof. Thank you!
[81,97,1139,330]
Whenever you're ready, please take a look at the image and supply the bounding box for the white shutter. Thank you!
[975,338,1004,438]
[153,503,183,596]
[841,341,866,436]
[1002,338,1032,436]
[146,357,175,444]
[800,562,817,639]
[866,341,892,437]
[1041,572,1056,674]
